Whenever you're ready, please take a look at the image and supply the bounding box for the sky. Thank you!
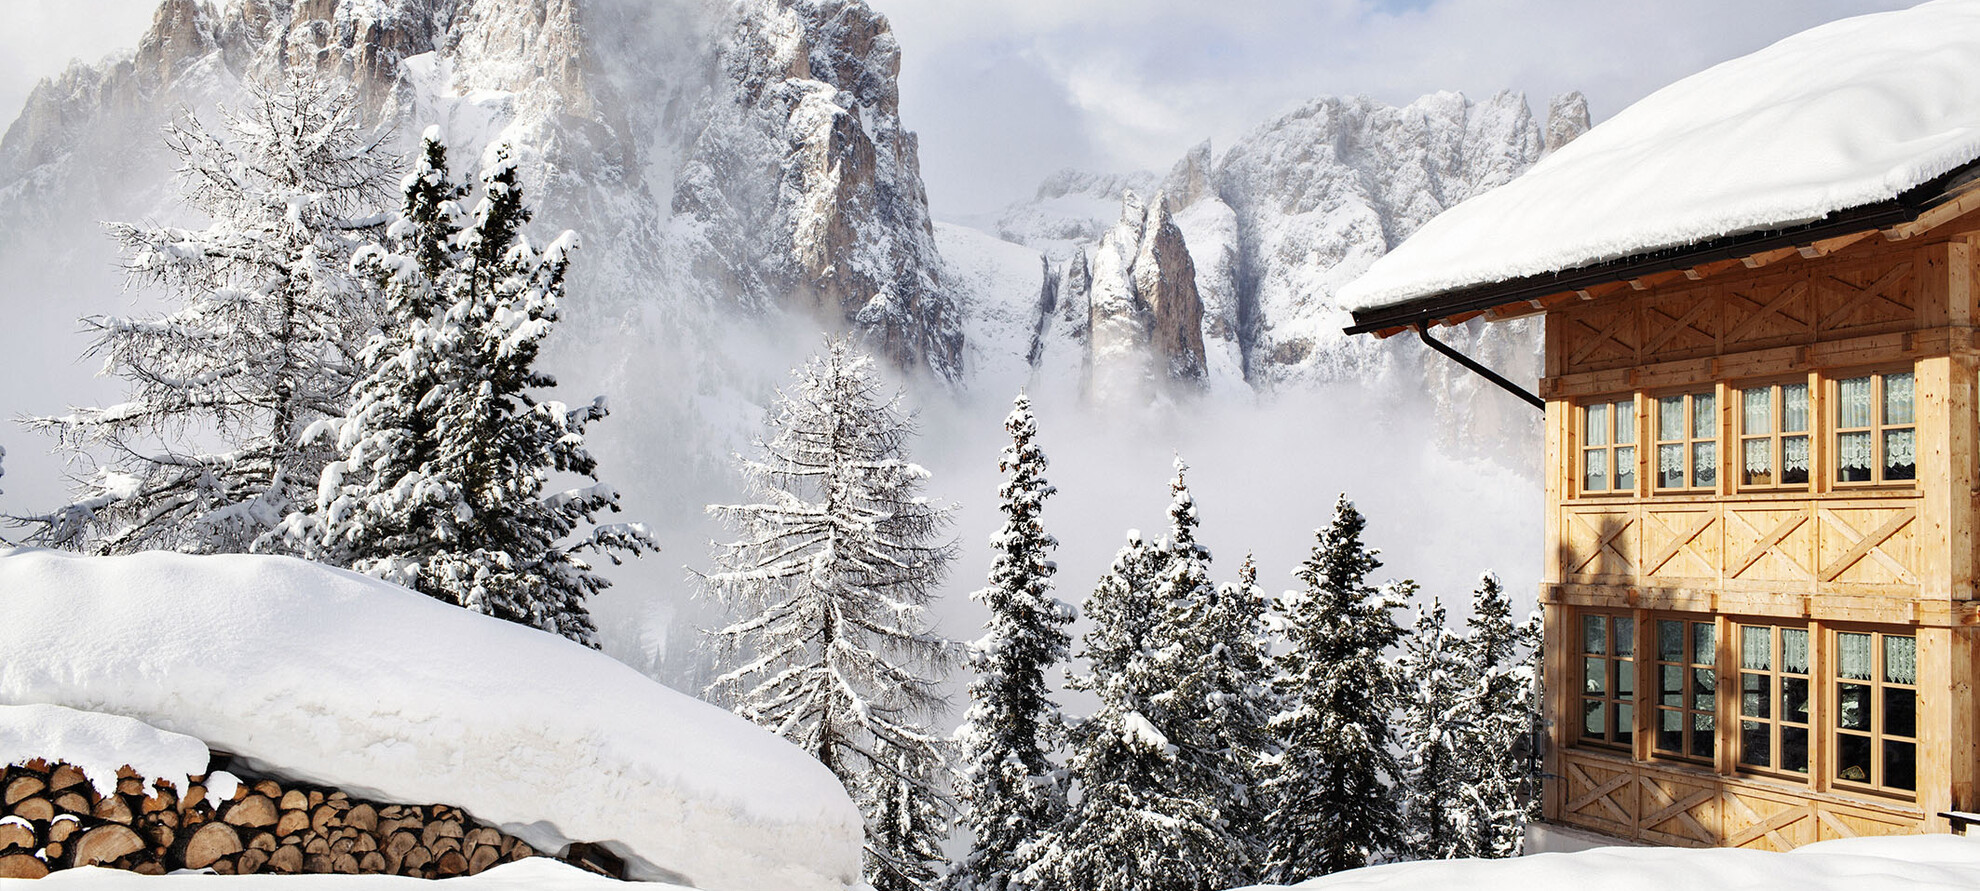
[0,0,1921,216]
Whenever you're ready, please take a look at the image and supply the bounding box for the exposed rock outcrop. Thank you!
[1085,190,1206,400]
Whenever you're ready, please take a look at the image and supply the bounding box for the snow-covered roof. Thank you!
[1339,0,1980,320]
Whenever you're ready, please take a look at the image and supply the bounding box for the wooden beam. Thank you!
[1797,230,1874,259]
[1439,309,1485,327]
[1742,247,1800,269]
[1372,325,1408,339]
[1884,184,1980,241]
[1575,281,1632,302]
[1485,300,1546,322]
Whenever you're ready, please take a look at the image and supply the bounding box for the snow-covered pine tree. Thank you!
[1396,588,1470,861]
[1453,571,1542,858]
[17,71,393,554]
[867,741,954,891]
[1207,553,1279,879]
[953,393,1075,891]
[282,133,651,645]
[1264,495,1406,881]
[702,337,958,890]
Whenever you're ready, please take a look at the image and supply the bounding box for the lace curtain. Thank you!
[1741,627,1771,670]
[1783,629,1810,675]
[1839,632,1873,681]
[1659,444,1685,474]
[1783,436,1810,473]
[1886,429,1915,468]
[1585,403,1609,447]
[1691,393,1716,440]
[1613,401,1635,444]
[1692,442,1717,485]
[1744,439,1770,474]
[1743,388,1771,434]
[1884,372,1915,426]
[1782,383,1810,433]
[1838,431,1873,472]
[1658,396,1685,442]
[1584,450,1607,489]
[1839,377,1873,429]
[1885,636,1917,685]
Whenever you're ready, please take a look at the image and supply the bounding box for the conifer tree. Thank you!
[1264,495,1406,881]
[20,72,393,554]
[280,134,650,644]
[1454,571,1542,858]
[867,742,954,891]
[702,338,958,890]
[1397,589,1469,861]
[953,393,1074,891]
[1207,554,1280,878]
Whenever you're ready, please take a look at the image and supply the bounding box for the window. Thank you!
[1836,371,1915,484]
[1834,630,1917,793]
[1739,382,1810,489]
[1580,614,1636,747]
[1654,618,1716,761]
[1655,392,1717,491]
[1581,399,1637,494]
[1736,625,1811,775]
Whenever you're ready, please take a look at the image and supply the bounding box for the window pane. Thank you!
[1618,657,1635,696]
[1659,620,1683,661]
[1691,622,1715,665]
[1691,393,1716,440]
[1617,703,1635,746]
[1659,396,1686,441]
[1782,726,1809,773]
[1782,677,1811,724]
[1839,376,1873,428]
[1740,626,1771,670]
[1782,383,1810,433]
[1782,436,1810,484]
[1838,683,1871,730]
[1742,438,1773,486]
[1693,668,1717,711]
[1584,615,1608,655]
[1740,720,1771,767]
[1838,431,1873,482]
[1584,449,1608,491]
[1838,734,1872,783]
[1743,387,1771,434]
[1585,657,1608,695]
[1693,442,1717,486]
[1884,372,1915,426]
[1615,617,1636,656]
[1660,665,1683,708]
[1838,632,1872,680]
[1693,713,1715,758]
[1886,687,1916,739]
[1885,636,1916,685]
[1616,446,1636,490]
[1741,672,1771,718]
[1586,403,1610,446]
[1884,428,1915,481]
[1886,741,1916,792]
[1582,699,1607,739]
[1615,400,1636,444]
[1782,629,1810,674]
[1658,709,1683,752]
[1658,444,1687,488]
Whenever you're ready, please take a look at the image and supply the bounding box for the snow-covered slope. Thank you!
[1238,835,1980,890]
[0,549,863,891]
[1341,0,1980,311]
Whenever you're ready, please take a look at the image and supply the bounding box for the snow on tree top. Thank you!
[1340,0,1980,313]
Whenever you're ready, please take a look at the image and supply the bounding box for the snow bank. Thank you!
[1238,835,1980,890]
[0,549,863,891]
[1340,0,1980,312]
[0,859,650,889]
[0,704,233,805]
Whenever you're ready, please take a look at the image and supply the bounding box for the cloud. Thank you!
[878,0,1916,217]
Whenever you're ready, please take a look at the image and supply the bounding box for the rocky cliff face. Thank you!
[1083,190,1206,400]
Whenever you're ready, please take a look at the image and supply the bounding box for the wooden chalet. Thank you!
[1340,3,1980,851]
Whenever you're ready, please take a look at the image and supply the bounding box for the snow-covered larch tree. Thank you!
[18,71,394,554]
[281,132,651,645]
[1454,571,1542,858]
[953,393,1074,891]
[1264,495,1406,881]
[1396,588,1469,861]
[701,337,958,890]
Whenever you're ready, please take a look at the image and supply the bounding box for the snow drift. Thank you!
[0,549,863,891]
[1341,0,1980,311]
[1240,835,1980,890]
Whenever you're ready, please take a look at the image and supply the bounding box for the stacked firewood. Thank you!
[0,759,544,879]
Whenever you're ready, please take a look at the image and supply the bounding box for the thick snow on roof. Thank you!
[1239,835,1980,890]
[1340,0,1980,313]
[0,549,862,891]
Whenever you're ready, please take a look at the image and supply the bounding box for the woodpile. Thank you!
[0,759,550,879]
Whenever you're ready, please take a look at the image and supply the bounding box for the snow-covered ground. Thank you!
[0,549,862,891]
[1240,835,1980,890]
[1342,0,1980,311]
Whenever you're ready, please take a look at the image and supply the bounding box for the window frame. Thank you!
[1735,378,1814,492]
[1578,397,1640,497]
[1577,612,1637,751]
[1652,390,1720,493]
[1829,627,1919,798]
[1831,368,1917,488]
[1650,616,1719,764]
[1733,622,1813,779]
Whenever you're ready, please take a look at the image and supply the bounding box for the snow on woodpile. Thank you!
[0,549,863,891]
[0,703,236,806]
[1340,0,1980,312]
[1,858,642,889]
[1237,835,1980,890]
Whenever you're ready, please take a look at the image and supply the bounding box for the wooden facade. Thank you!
[1531,207,1980,849]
